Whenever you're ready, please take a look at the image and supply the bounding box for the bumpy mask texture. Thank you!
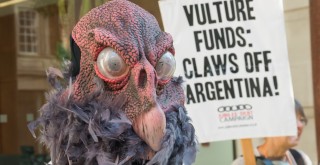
[29,0,197,165]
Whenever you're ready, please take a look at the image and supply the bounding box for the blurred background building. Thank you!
[0,0,316,164]
[283,0,316,163]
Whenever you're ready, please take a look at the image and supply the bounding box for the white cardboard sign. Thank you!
[159,0,296,142]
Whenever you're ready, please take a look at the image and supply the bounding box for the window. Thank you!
[15,6,39,55]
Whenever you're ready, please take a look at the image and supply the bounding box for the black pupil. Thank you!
[109,59,121,71]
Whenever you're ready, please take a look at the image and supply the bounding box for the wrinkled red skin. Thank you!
[71,0,185,152]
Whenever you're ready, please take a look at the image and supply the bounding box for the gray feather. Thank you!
[28,66,198,165]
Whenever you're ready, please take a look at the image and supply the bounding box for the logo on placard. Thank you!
[218,104,254,122]
[217,104,252,112]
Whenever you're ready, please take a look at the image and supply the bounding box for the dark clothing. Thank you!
[255,149,305,165]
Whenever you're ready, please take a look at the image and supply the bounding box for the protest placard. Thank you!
[159,0,296,142]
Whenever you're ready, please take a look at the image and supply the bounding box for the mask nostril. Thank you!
[138,69,147,88]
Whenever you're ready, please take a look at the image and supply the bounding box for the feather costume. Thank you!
[29,0,197,164]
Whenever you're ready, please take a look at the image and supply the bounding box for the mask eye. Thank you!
[96,48,129,79]
[156,51,176,83]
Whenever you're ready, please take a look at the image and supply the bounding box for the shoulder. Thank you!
[296,149,313,165]
[231,156,265,165]
[231,157,245,165]
[231,148,264,165]
[290,149,313,165]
